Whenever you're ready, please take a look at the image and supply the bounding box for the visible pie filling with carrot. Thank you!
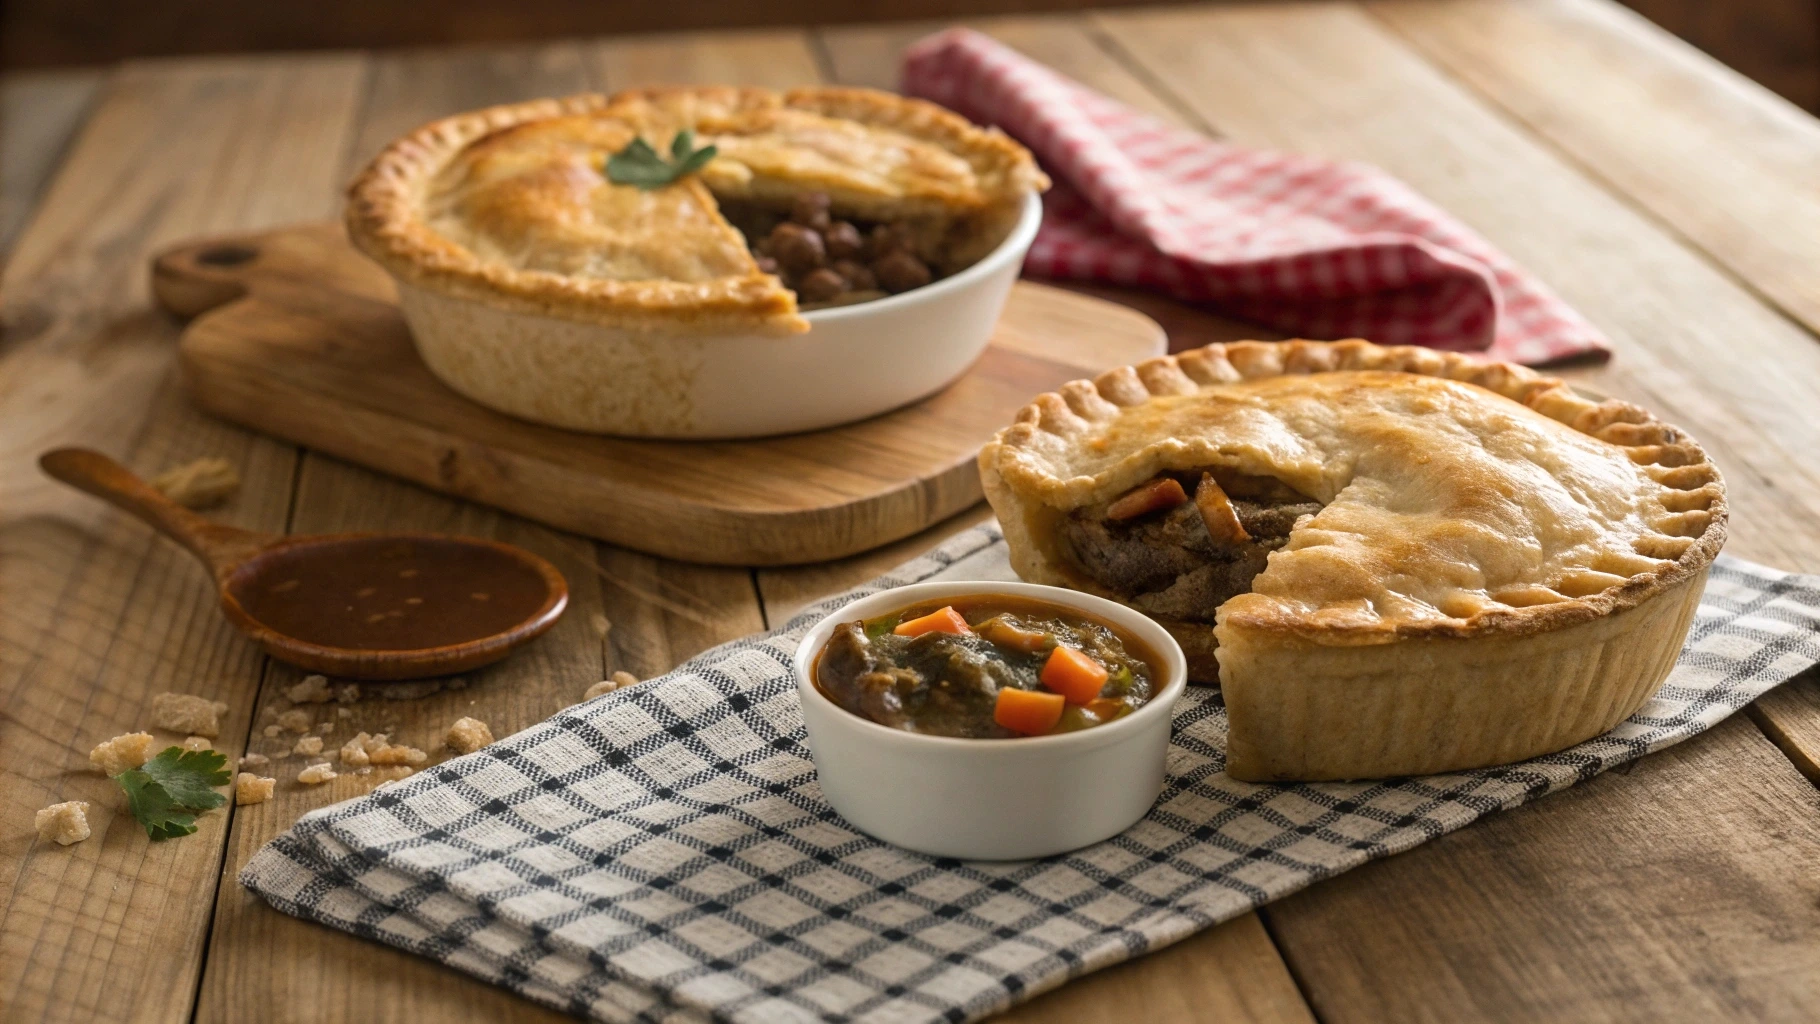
[1060,472,1326,623]
[813,595,1156,738]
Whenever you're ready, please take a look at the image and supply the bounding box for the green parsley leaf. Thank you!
[117,768,200,840]
[606,130,719,190]
[114,746,229,841]
[140,746,231,809]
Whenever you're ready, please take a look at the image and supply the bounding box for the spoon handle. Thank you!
[39,447,273,580]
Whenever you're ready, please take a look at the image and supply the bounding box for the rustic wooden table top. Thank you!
[6,1,1820,1021]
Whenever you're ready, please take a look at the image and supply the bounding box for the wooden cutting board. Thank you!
[152,223,1165,565]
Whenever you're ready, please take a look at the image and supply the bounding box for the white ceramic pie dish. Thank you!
[794,580,1189,860]
[396,191,1044,440]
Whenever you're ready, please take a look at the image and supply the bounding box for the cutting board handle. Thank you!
[40,448,274,580]
[151,236,264,319]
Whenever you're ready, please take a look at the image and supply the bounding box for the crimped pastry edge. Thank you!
[978,338,1728,653]
[344,86,1047,333]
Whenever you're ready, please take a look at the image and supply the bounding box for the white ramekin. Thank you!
[793,581,1189,860]
[398,192,1044,439]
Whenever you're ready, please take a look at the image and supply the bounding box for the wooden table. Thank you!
[6,1,1820,1020]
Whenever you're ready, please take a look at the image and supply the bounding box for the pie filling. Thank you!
[721,192,942,309]
[1061,472,1324,623]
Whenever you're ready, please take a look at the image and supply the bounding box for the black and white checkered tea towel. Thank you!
[242,525,1820,1024]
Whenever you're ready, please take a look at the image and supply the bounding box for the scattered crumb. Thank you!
[591,613,611,637]
[90,732,155,776]
[293,736,324,756]
[336,684,360,703]
[235,773,276,805]
[262,725,282,739]
[582,671,639,702]
[297,762,337,785]
[316,720,335,735]
[368,741,428,767]
[35,801,91,845]
[277,709,312,734]
[340,733,373,768]
[180,735,213,752]
[261,704,280,721]
[355,766,372,776]
[150,457,239,509]
[335,707,353,719]
[445,717,493,754]
[212,699,229,715]
[151,692,223,737]
[286,675,333,703]
[239,753,269,769]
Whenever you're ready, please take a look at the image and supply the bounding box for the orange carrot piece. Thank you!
[1040,646,1110,704]
[1085,697,1130,722]
[994,688,1066,736]
[893,605,972,638]
[1106,478,1188,521]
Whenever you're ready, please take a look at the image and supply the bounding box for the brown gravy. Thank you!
[230,537,551,651]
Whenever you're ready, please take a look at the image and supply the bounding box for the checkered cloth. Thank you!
[900,29,1610,364]
[243,526,1818,1024]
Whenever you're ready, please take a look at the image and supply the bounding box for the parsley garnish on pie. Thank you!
[114,746,231,840]
[605,130,719,190]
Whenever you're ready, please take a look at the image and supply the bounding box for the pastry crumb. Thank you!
[235,773,276,805]
[335,707,353,719]
[90,732,155,776]
[286,675,333,703]
[151,692,223,737]
[277,709,312,734]
[368,741,427,766]
[293,735,324,756]
[297,762,337,785]
[445,717,493,754]
[35,801,91,845]
[239,753,269,769]
[262,724,282,738]
[316,719,335,735]
[151,457,239,509]
[180,735,213,752]
[340,732,373,767]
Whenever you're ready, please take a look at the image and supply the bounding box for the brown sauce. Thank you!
[230,537,551,651]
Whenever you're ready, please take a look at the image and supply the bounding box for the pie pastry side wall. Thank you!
[980,339,1728,781]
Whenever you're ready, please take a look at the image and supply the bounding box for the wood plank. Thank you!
[1091,2,1820,1016]
[1263,713,1820,1022]
[1748,668,1820,785]
[1369,0,1820,347]
[0,54,366,1024]
[589,26,824,90]
[0,69,102,259]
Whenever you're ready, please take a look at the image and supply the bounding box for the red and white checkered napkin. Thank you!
[901,29,1609,364]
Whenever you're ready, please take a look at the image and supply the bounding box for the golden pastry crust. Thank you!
[346,87,1047,334]
[981,340,1726,779]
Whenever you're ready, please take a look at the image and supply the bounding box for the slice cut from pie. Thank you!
[981,340,1726,781]
[345,87,1047,334]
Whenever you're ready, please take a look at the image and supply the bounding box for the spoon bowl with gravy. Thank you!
[42,448,568,680]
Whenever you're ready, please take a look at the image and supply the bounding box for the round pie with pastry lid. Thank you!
[979,339,1726,781]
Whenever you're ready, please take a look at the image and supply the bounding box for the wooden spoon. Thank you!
[41,448,568,680]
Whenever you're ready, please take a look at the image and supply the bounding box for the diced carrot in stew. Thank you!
[1040,646,1110,704]
[994,688,1066,736]
[977,618,1051,653]
[1105,478,1189,521]
[893,605,972,638]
